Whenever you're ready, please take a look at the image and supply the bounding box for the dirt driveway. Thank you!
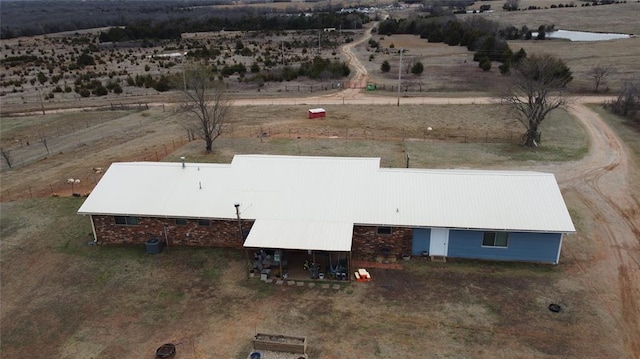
[551,103,640,357]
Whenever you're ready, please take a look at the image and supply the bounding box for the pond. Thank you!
[532,29,632,41]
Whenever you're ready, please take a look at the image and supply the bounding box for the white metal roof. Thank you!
[244,219,353,251]
[308,108,325,113]
[78,155,576,250]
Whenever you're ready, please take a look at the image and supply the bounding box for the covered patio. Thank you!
[243,219,353,282]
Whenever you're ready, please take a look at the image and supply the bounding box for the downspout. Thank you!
[163,224,169,248]
[348,250,352,282]
[234,203,242,242]
[555,234,563,265]
[89,215,98,243]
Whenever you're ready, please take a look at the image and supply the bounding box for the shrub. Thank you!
[76,53,95,67]
[93,85,108,96]
[479,58,492,72]
[381,60,391,73]
[499,62,510,75]
[411,61,424,75]
[152,75,171,92]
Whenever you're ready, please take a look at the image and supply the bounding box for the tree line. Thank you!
[379,16,560,72]
[1,0,367,40]
[98,13,367,43]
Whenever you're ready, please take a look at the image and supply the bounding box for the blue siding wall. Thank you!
[412,228,431,255]
[447,230,562,264]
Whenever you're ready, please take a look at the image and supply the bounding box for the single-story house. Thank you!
[78,155,575,271]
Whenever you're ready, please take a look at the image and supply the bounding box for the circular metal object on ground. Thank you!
[156,343,176,358]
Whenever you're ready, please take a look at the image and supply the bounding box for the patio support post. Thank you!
[348,251,352,282]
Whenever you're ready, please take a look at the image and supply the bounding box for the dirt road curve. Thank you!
[555,103,640,358]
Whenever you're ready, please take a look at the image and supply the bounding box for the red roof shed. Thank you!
[308,108,326,119]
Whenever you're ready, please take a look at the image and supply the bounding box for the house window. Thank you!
[198,219,210,226]
[175,218,187,226]
[377,226,392,235]
[114,216,138,226]
[482,232,509,247]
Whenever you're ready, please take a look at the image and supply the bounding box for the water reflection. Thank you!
[532,29,632,41]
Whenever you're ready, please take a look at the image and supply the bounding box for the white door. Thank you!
[429,228,449,257]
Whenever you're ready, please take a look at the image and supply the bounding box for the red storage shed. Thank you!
[308,108,326,119]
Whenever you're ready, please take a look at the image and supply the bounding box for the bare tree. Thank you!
[588,64,613,93]
[502,54,573,148]
[179,65,231,153]
[607,78,639,120]
[1,148,12,168]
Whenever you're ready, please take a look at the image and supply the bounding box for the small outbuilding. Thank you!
[308,108,326,119]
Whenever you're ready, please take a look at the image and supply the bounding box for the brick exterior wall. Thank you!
[351,225,413,262]
[91,215,414,259]
[91,215,253,248]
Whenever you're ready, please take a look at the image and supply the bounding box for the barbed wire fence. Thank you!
[1,136,189,202]
[228,125,521,145]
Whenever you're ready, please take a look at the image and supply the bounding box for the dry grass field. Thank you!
[364,2,640,94]
[1,2,640,358]
[0,192,627,359]
[0,104,586,200]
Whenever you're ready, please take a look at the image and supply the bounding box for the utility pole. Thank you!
[182,66,187,92]
[37,87,45,115]
[397,48,403,107]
